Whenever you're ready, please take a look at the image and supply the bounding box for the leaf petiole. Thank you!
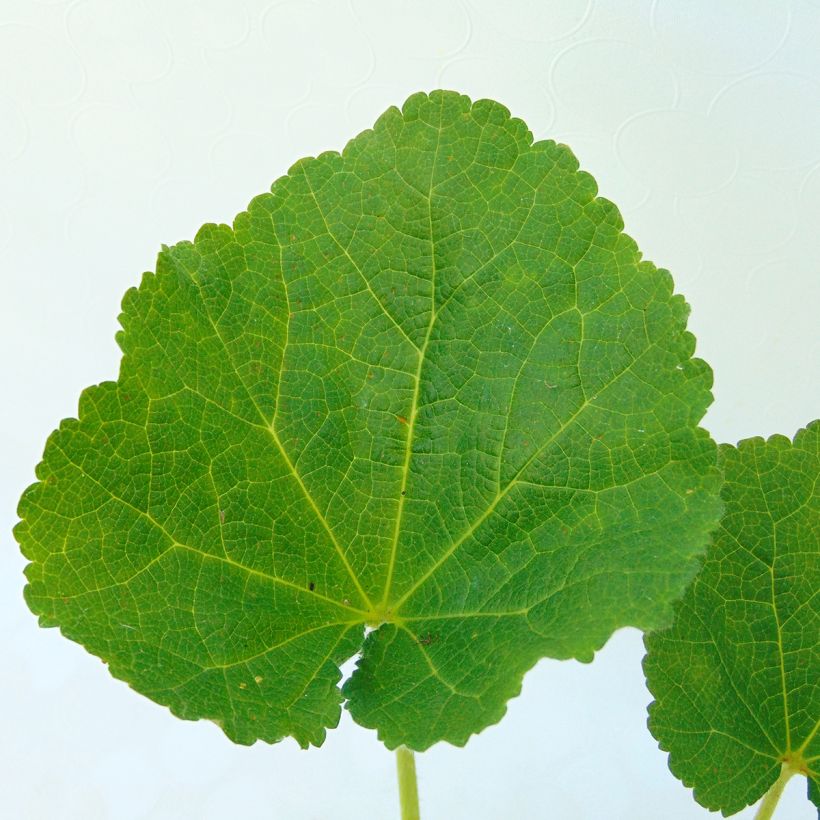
[754,764,795,820]
[396,746,420,820]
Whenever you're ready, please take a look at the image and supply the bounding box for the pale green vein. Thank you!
[495,304,582,490]
[204,621,359,672]
[390,332,681,615]
[663,726,778,761]
[299,162,420,354]
[397,623,461,697]
[175,252,374,612]
[400,610,529,622]
[390,379,599,613]
[380,107,444,609]
[796,718,820,757]
[283,624,357,709]
[51,438,369,617]
[191,559,218,666]
[689,602,782,756]
[753,445,792,753]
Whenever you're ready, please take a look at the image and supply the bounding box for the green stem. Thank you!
[754,764,795,820]
[395,746,420,820]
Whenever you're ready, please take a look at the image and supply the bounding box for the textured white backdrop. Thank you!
[1,1,818,818]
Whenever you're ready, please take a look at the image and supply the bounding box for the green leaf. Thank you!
[16,90,722,750]
[644,422,820,814]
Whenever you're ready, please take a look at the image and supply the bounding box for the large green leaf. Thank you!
[644,422,819,814]
[16,90,721,750]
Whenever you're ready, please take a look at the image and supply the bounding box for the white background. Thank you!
[1,1,818,818]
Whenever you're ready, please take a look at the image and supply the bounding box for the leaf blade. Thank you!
[17,90,722,748]
[644,421,820,813]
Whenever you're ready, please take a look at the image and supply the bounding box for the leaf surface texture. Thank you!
[17,91,721,749]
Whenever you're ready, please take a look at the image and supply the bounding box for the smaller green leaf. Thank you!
[644,421,820,815]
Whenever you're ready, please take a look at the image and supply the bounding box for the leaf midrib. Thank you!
[380,104,446,609]
[752,447,820,761]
